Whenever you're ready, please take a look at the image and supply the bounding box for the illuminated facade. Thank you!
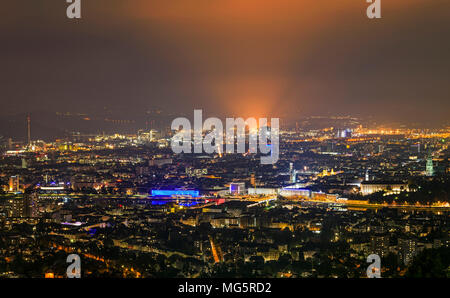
[229,182,246,195]
[8,176,20,192]
[426,156,434,177]
[151,189,200,197]
[361,182,409,195]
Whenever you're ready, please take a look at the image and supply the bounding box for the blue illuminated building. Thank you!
[151,189,200,197]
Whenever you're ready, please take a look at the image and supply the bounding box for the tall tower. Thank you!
[292,169,297,183]
[426,156,434,177]
[289,162,297,183]
[26,114,31,146]
[250,172,256,187]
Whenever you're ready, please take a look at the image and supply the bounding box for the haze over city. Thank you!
[1,0,449,129]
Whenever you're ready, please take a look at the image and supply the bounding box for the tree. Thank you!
[406,247,450,278]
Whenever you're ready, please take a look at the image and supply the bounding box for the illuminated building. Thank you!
[279,188,311,198]
[21,158,27,169]
[336,128,352,138]
[151,189,200,197]
[186,167,208,178]
[5,198,29,218]
[247,188,278,196]
[229,182,246,195]
[148,158,173,167]
[317,168,337,177]
[8,176,20,192]
[360,181,408,195]
[426,156,434,176]
[250,172,256,187]
[39,182,67,193]
[289,163,297,183]
[256,250,280,262]
[399,238,418,265]
[371,235,389,258]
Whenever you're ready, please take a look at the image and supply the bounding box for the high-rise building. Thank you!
[5,197,29,218]
[290,169,297,184]
[289,163,297,183]
[21,158,28,169]
[426,156,434,176]
[370,234,390,258]
[250,173,256,187]
[8,176,20,192]
[399,238,418,265]
[336,128,352,138]
[28,193,40,218]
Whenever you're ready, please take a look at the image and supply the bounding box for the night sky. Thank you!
[1,0,450,126]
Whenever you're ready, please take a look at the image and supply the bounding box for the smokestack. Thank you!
[27,114,31,145]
